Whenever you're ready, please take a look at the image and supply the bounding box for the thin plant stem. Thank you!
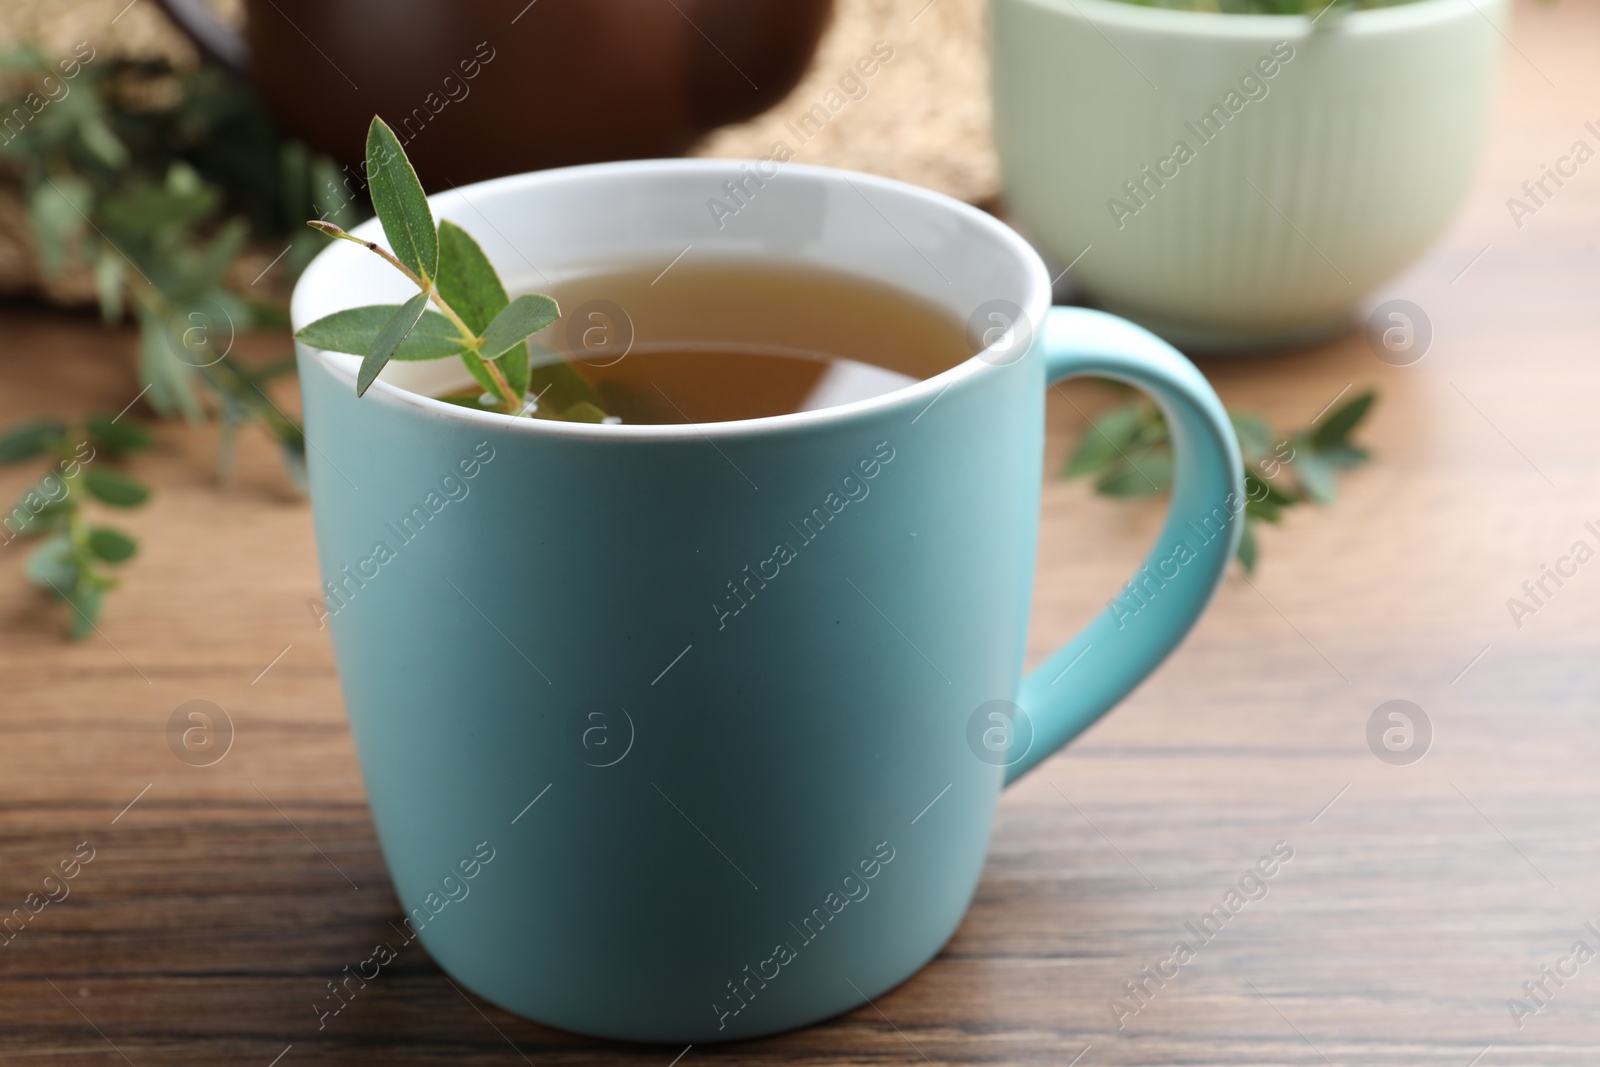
[123,274,306,451]
[307,221,523,414]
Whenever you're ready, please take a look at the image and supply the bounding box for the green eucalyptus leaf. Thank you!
[0,420,67,464]
[1318,442,1371,470]
[25,533,77,593]
[4,498,69,537]
[0,44,47,72]
[88,526,138,563]
[478,294,560,408]
[1229,411,1274,462]
[365,117,437,281]
[357,290,432,396]
[92,252,123,323]
[86,416,151,456]
[458,350,507,403]
[279,440,309,496]
[79,114,128,168]
[1092,377,1138,400]
[1096,450,1173,498]
[436,220,508,334]
[311,153,357,229]
[192,217,250,288]
[247,356,299,382]
[7,472,73,524]
[28,177,93,276]
[65,583,106,640]
[559,401,609,424]
[137,308,203,423]
[1245,496,1284,524]
[497,343,530,404]
[1236,518,1259,574]
[1292,451,1338,505]
[1131,414,1171,451]
[1064,403,1143,478]
[1311,390,1376,450]
[291,153,355,278]
[1244,467,1293,522]
[1245,470,1296,508]
[166,160,204,200]
[100,168,220,241]
[83,468,150,508]
[479,294,560,361]
[528,344,605,414]
[297,305,464,361]
[166,295,247,376]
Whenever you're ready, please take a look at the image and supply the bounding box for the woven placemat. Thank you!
[0,0,215,63]
[691,0,997,205]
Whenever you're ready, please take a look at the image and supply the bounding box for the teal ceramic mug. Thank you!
[292,160,1243,1042]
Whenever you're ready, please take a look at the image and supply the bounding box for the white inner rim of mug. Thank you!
[292,159,1052,440]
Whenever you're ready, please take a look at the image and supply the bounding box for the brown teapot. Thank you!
[154,0,833,190]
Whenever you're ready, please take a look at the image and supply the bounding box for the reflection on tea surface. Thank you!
[436,259,974,424]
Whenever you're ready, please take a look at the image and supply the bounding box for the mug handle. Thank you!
[1005,306,1244,785]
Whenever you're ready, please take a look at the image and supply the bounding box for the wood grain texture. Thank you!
[3,2,1599,1061]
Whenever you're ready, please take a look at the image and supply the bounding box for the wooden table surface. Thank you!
[3,2,1599,1062]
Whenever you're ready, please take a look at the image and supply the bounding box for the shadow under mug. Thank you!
[291,160,1244,1042]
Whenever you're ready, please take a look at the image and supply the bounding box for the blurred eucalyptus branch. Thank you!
[1062,382,1377,573]
[0,46,358,490]
[0,414,152,638]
